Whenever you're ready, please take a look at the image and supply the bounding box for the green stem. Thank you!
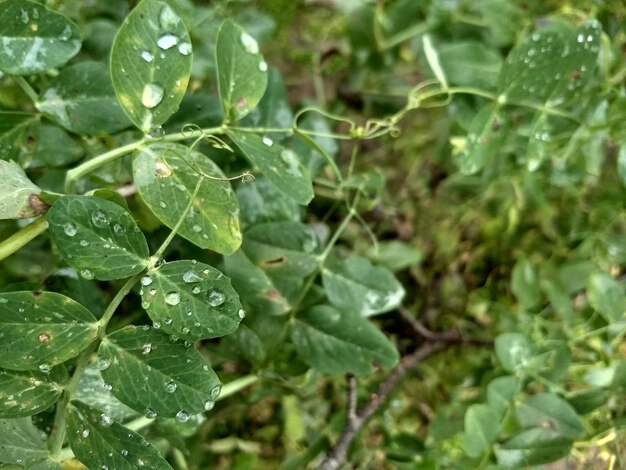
[96,272,144,336]
[0,217,48,261]
[172,448,189,470]
[50,346,96,460]
[14,76,39,103]
[152,175,205,260]
[217,374,259,400]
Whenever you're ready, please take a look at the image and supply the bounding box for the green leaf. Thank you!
[495,428,572,468]
[236,176,301,229]
[511,258,540,310]
[98,326,221,418]
[516,393,584,438]
[322,256,405,317]
[0,291,98,371]
[0,161,44,219]
[0,417,47,466]
[374,241,422,272]
[291,305,399,375]
[227,130,314,204]
[110,0,192,132]
[525,112,553,171]
[487,375,519,416]
[0,113,39,161]
[292,111,339,178]
[47,196,149,281]
[495,333,534,373]
[437,41,502,89]
[32,125,83,167]
[0,0,80,75]
[140,260,243,340]
[133,143,241,254]
[216,20,269,122]
[74,364,139,422]
[242,221,320,278]
[587,272,625,323]
[462,404,501,458]
[241,67,293,130]
[35,61,131,135]
[0,367,65,418]
[66,400,173,470]
[457,105,508,174]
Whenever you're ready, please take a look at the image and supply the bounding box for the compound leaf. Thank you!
[0,367,65,418]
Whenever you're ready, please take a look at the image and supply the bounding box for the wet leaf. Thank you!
[0,113,39,161]
[0,367,65,418]
[0,160,44,219]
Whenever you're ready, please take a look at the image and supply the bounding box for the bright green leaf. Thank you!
[587,272,625,323]
[511,258,540,310]
[227,130,314,204]
[322,256,405,317]
[0,160,44,219]
[140,260,243,340]
[0,113,39,161]
[0,417,48,466]
[47,196,149,281]
[0,291,98,371]
[36,62,131,135]
[0,367,65,418]
[0,0,81,76]
[133,143,241,254]
[462,404,501,458]
[110,0,192,132]
[457,105,508,174]
[495,333,534,373]
[291,305,399,375]
[98,326,221,418]
[516,393,584,438]
[66,400,173,469]
[487,375,519,416]
[216,20,268,122]
[495,428,572,468]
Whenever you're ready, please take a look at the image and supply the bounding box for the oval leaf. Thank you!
[140,260,243,340]
[0,112,39,161]
[216,20,268,122]
[98,326,221,418]
[0,417,48,466]
[67,400,173,470]
[110,0,192,132]
[516,393,584,438]
[322,256,405,317]
[495,428,572,468]
[36,61,131,135]
[47,196,149,281]
[487,375,519,415]
[0,291,98,371]
[133,143,241,254]
[227,130,313,204]
[587,272,625,323]
[291,305,399,375]
[0,367,65,418]
[457,105,508,175]
[0,160,44,219]
[0,0,81,75]
[463,404,501,458]
[495,333,534,373]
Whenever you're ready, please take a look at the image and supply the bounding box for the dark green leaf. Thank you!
[495,333,534,373]
[0,367,65,418]
[140,260,243,340]
[322,256,405,317]
[216,20,268,122]
[36,62,131,135]
[0,0,80,75]
[236,176,301,229]
[133,143,241,254]
[516,393,584,438]
[511,258,540,310]
[495,428,572,468]
[0,160,43,219]
[487,375,519,416]
[110,0,192,132]
[0,417,47,466]
[291,305,399,375]
[98,326,221,418]
[0,113,39,161]
[292,111,339,178]
[32,125,83,167]
[567,388,608,415]
[462,404,501,458]
[587,272,625,323]
[457,105,508,174]
[47,196,149,281]
[0,291,97,371]
[67,400,173,469]
[227,130,313,204]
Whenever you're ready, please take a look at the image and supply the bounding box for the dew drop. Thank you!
[81,428,90,438]
[577,33,584,43]
[113,224,126,234]
[259,60,268,72]
[145,408,157,418]
[146,125,164,139]
[103,383,112,392]
[178,42,192,55]
[192,286,201,294]
[141,276,153,286]
[183,270,202,283]
[141,343,152,354]
[262,136,273,147]
[121,449,128,457]
[96,358,111,370]
[141,301,151,310]
[181,327,190,335]
[175,410,190,422]
[206,289,225,307]
[140,50,153,62]
[240,32,259,54]
[203,399,215,411]
[80,269,94,280]
[137,459,146,467]
[159,201,167,208]
[79,239,89,247]
[91,210,109,228]
[38,363,51,373]
[192,224,202,233]
[157,34,178,50]
[165,381,177,393]
[99,413,113,427]
[141,83,164,109]
[63,223,77,237]
[159,5,179,29]
[165,292,180,306]
[164,317,173,325]
[238,308,246,319]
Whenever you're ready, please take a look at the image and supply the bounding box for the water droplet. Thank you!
[165,292,180,306]
[146,125,164,139]
[165,381,177,393]
[141,343,152,354]
[142,83,164,109]
[159,5,179,29]
[80,269,94,280]
[137,459,146,467]
[240,32,259,54]
[262,136,273,147]
[178,42,192,55]
[103,383,112,392]
[140,50,153,62]
[20,9,29,23]
[203,399,215,411]
[238,308,246,319]
[164,317,173,325]
[141,276,153,286]
[63,223,77,237]
[145,408,157,418]
[259,60,268,72]
[81,428,90,438]
[79,239,89,247]
[206,289,225,307]
[141,301,151,310]
[183,270,201,283]
[96,358,111,370]
[157,34,178,50]
[38,363,51,373]
[121,449,129,457]
[99,413,113,427]
[175,410,190,422]
[192,286,201,294]
[91,210,109,228]
[181,327,190,335]
[192,224,202,233]
[113,224,126,234]
[159,201,167,208]
[577,33,584,43]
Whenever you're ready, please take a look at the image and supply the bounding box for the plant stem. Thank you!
[218,374,259,400]
[14,76,39,103]
[96,272,144,336]
[0,217,48,261]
